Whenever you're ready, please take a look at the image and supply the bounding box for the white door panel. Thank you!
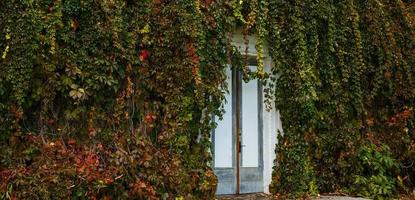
[241,66,259,167]
[214,68,233,168]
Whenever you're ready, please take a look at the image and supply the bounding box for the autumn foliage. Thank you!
[1,0,415,199]
[0,0,239,199]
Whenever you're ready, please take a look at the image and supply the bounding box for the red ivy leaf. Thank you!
[139,50,150,62]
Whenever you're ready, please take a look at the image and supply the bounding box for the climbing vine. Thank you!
[0,0,250,199]
[268,0,415,199]
[1,0,414,199]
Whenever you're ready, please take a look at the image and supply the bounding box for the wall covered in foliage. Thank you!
[267,0,415,199]
[1,0,415,199]
[0,0,250,199]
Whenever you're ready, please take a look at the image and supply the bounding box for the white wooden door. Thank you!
[213,67,236,194]
[240,65,263,193]
[214,66,263,194]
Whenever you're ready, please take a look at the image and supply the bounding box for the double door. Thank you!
[213,65,263,195]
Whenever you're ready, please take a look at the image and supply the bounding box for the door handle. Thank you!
[238,142,246,152]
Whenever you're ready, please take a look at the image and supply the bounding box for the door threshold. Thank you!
[216,193,271,200]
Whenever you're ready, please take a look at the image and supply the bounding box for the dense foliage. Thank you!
[0,0,250,199]
[1,0,415,199]
[268,0,415,199]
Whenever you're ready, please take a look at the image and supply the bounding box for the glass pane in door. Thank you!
[241,65,259,167]
[214,68,233,168]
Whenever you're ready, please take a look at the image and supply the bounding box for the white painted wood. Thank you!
[262,61,282,194]
[214,68,233,168]
[241,65,259,168]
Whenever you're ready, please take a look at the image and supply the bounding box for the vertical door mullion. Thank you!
[258,79,264,171]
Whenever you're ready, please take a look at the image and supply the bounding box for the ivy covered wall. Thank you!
[267,0,415,199]
[1,0,414,199]
[0,0,246,199]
